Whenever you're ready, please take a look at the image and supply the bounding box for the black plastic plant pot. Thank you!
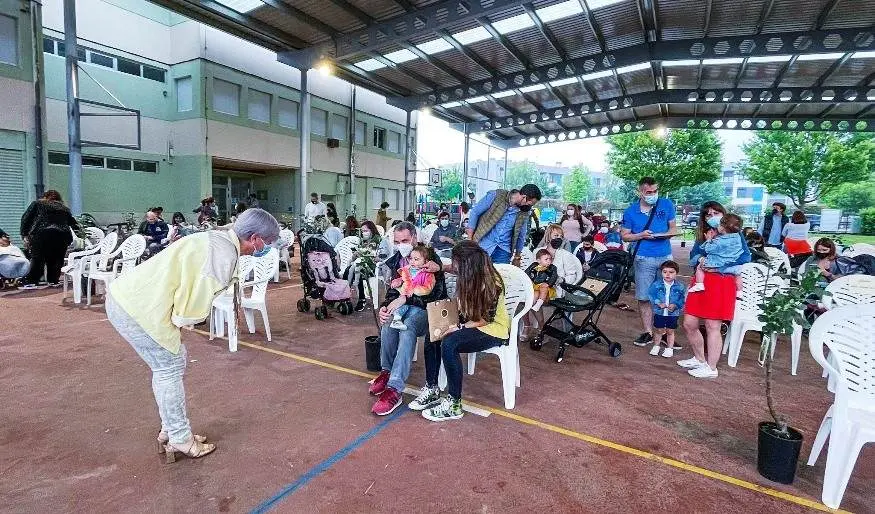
[757,421,803,484]
[365,336,381,372]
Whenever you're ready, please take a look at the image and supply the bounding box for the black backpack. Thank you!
[852,254,875,275]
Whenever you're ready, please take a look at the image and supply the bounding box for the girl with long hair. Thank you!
[409,241,509,421]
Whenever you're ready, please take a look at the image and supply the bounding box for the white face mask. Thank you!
[396,242,413,257]
[440,219,449,228]
[361,230,371,239]
[567,209,575,216]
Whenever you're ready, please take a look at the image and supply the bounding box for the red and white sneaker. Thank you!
[368,370,390,396]
[372,387,403,416]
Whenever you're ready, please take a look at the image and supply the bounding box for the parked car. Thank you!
[808,214,821,231]
[683,213,699,228]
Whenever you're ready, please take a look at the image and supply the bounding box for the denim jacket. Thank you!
[647,280,686,317]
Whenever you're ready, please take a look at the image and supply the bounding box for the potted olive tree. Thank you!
[755,268,827,484]
[355,238,384,371]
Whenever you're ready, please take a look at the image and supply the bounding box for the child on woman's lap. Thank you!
[524,249,559,329]
[688,213,744,293]
[389,246,437,330]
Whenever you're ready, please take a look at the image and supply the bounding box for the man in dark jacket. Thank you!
[760,202,789,247]
[369,221,447,416]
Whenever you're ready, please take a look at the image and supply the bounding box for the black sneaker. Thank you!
[355,299,367,312]
[633,332,653,346]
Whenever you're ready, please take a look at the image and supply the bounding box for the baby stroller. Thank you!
[531,250,633,362]
[295,229,354,319]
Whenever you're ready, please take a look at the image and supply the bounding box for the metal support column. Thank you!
[63,0,82,214]
[348,85,356,217]
[299,68,311,226]
[403,110,412,215]
[461,124,470,198]
[503,147,508,188]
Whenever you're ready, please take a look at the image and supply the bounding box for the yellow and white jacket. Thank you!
[108,230,240,354]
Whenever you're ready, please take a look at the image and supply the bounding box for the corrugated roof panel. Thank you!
[396,57,463,87]
[346,0,406,21]
[776,60,835,88]
[821,0,875,29]
[430,51,494,82]
[733,62,786,89]
[293,0,363,33]
[594,3,646,50]
[707,0,766,38]
[829,103,869,115]
[663,66,699,89]
[504,27,566,67]
[699,63,743,88]
[761,0,826,33]
[465,39,526,75]
[588,75,622,98]
[825,58,874,87]
[547,15,603,58]
[658,0,706,40]
[250,8,329,45]
[619,69,657,95]
[372,67,434,94]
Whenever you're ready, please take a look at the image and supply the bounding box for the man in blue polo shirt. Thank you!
[621,176,677,347]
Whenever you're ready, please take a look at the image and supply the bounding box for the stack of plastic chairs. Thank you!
[84,235,146,305]
[62,231,118,304]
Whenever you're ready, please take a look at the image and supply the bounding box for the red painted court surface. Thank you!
[2,251,873,513]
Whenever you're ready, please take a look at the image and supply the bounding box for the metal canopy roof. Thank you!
[149,0,875,148]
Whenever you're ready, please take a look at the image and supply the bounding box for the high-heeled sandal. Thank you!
[163,438,216,464]
[157,431,207,454]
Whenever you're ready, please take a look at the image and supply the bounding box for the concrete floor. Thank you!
[1,248,872,513]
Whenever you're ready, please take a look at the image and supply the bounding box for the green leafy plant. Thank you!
[354,233,382,331]
[756,268,828,435]
[860,207,875,235]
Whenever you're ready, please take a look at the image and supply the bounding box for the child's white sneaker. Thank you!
[687,283,705,293]
[661,347,675,358]
[532,299,543,312]
[648,345,661,356]
[389,317,407,331]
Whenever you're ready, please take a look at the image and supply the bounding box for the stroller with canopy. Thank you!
[295,229,354,319]
[530,250,633,362]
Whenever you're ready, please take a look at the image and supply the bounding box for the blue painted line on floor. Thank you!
[249,406,408,514]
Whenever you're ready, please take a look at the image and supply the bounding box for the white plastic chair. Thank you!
[84,227,105,247]
[85,235,146,305]
[723,263,803,375]
[62,231,118,304]
[242,248,279,342]
[806,304,875,509]
[273,228,294,283]
[763,246,791,275]
[419,223,438,245]
[465,264,535,409]
[823,275,875,310]
[210,255,256,352]
[843,243,875,258]
[518,247,534,270]
[335,236,360,277]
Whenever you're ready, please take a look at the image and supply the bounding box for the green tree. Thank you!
[428,165,462,202]
[822,177,875,213]
[606,129,723,195]
[603,175,637,207]
[674,180,729,208]
[502,160,559,198]
[739,132,875,209]
[562,165,592,205]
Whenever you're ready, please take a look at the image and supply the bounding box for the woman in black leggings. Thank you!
[20,190,78,287]
[408,240,510,421]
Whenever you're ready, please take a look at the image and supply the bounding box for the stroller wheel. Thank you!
[315,305,328,320]
[608,342,622,358]
[337,300,353,315]
[529,336,543,351]
[556,346,566,363]
[297,298,310,312]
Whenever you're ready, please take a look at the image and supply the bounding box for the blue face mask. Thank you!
[707,215,722,229]
[644,194,658,205]
[252,238,271,257]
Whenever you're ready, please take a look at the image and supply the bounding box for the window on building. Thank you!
[248,89,271,123]
[373,127,386,150]
[751,187,764,202]
[0,15,17,66]
[116,57,141,76]
[176,77,193,112]
[142,65,165,82]
[311,108,327,136]
[133,160,158,173]
[330,114,348,140]
[387,131,400,153]
[278,98,299,129]
[54,41,86,61]
[89,51,114,68]
[723,186,733,197]
[47,152,69,165]
[82,156,105,167]
[354,120,366,145]
[387,189,399,209]
[106,158,132,170]
[371,187,385,207]
[42,37,55,55]
[213,79,240,116]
